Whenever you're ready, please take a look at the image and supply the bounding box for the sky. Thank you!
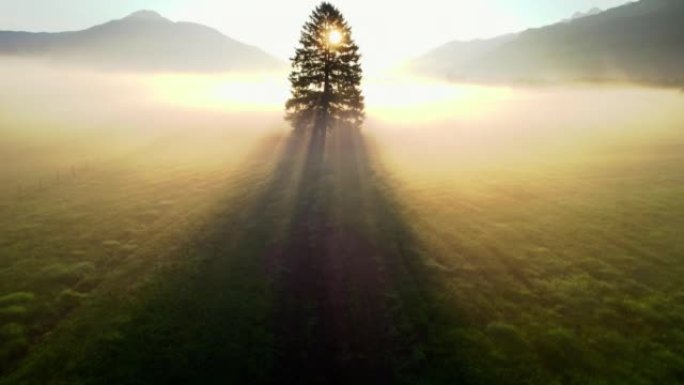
[0,0,634,70]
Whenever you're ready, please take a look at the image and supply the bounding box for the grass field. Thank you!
[1,71,684,384]
[370,86,684,383]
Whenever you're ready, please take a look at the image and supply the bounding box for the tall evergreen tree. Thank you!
[286,2,365,133]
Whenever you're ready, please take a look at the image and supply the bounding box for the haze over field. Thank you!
[2,1,684,384]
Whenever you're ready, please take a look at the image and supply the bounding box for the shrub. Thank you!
[41,262,95,286]
[1,322,27,339]
[0,306,28,316]
[0,292,36,305]
[57,288,89,311]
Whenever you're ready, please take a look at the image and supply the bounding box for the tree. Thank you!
[286,2,365,133]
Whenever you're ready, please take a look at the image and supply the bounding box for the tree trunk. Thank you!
[319,47,332,132]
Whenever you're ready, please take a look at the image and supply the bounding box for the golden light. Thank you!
[327,29,343,46]
[145,72,289,112]
[364,75,513,124]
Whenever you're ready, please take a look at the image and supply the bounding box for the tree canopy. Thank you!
[285,2,365,132]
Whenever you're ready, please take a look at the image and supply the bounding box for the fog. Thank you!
[3,59,684,193]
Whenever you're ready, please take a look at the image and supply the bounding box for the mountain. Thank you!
[0,10,283,72]
[567,7,603,22]
[412,0,684,86]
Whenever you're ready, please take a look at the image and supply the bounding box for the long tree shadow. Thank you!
[3,127,472,385]
[271,127,473,384]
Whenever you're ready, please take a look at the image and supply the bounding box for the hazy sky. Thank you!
[0,0,633,69]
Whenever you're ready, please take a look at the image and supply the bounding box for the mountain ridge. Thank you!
[0,10,284,72]
[413,0,684,86]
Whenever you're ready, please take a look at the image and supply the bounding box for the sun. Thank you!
[327,29,343,45]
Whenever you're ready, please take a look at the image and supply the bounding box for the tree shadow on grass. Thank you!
[270,127,474,384]
[3,128,472,385]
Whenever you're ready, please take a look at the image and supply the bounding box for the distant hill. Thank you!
[413,0,684,86]
[0,10,283,72]
[566,7,603,22]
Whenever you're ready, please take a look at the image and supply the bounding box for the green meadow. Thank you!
[1,76,684,384]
